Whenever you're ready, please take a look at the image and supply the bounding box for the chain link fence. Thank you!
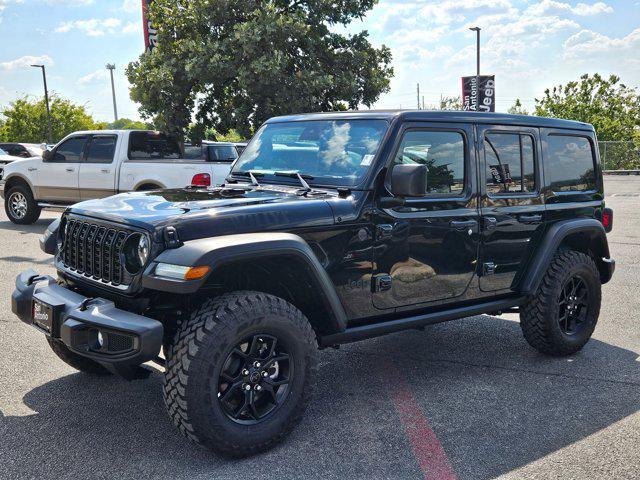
[599,141,640,171]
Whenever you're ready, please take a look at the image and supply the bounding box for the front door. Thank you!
[373,123,480,310]
[39,136,86,203]
[477,125,546,292]
[79,134,117,200]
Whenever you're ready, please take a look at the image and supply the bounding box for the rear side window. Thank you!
[393,130,466,196]
[128,132,181,160]
[207,145,238,162]
[52,137,87,162]
[484,132,536,195]
[86,135,117,163]
[546,135,596,192]
[183,145,204,159]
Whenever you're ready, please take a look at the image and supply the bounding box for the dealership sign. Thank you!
[461,75,495,112]
[142,0,158,52]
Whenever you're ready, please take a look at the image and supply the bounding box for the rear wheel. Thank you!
[46,338,112,375]
[5,185,41,224]
[520,250,601,356]
[163,291,318,457]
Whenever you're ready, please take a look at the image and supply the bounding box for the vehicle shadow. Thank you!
[1,315,638,479]
[0,218,53,235]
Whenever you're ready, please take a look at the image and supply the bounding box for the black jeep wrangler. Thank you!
[12,111,615,456]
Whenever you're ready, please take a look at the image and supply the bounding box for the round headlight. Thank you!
[137,235,150,266]
[123,233,150,274]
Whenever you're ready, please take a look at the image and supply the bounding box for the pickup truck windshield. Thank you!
[232,119,388,186]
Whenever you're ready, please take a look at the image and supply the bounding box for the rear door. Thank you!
[39,136,86,202]
[373,122,480,310]
[79,134,118,200]
[477,125,546,292]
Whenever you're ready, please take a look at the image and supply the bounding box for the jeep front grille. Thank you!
[61,218,130,286]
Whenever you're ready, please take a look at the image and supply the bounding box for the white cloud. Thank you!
[120,0,139,13]
[525,1,613,17]
[78,69,109,85]
[45,0,94,5]
[563,28,640,59]
[54,17,138,36]
[0,54,53,70]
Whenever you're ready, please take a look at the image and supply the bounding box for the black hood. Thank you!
[67,185,359,242]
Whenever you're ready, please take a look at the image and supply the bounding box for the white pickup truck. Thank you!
[0,130,236,224]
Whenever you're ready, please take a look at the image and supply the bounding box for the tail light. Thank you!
[191,173,211,187]
[602,208,613,233]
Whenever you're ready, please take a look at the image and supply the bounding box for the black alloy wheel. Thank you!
[557,274,589,335]
[218,334,292,425]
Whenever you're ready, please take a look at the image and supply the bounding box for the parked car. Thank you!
[0,142,45,159]
[0,147,17,166]
[0,130,233,224]
[12,111,614,457]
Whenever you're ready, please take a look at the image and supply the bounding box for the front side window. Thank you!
[546,135,596,192]
[128,131,181,160]
[52,137,87,162]
[86,135,117,163]
[485,132,536,195]
[232,119,389,186]
[393,130,466,195]
[207,145,238,162]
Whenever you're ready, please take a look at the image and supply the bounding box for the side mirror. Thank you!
[390,164,428,197]
[42,149,52,161]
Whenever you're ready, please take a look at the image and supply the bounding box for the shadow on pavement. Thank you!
[1,316,639,479]
[0,219,53,235]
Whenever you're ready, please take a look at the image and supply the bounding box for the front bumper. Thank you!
[12,269,163,376]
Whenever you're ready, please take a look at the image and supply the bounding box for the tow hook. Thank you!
[78,297,96,312]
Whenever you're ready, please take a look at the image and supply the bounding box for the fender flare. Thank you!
[520,218,613,295]
[142,232,348,332]
[3,173,37,198]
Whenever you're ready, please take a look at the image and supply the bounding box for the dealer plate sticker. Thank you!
[32,299,53,334]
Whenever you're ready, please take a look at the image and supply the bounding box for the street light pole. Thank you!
[106,63,118,122]
[469,27,481,111]
[31,64,52,144]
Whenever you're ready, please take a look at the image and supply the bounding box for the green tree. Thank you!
[106,118,154,130]
[507,99,529,115]
[439,96,462,111]
[126,0,393,139]
[1,95,102,143]
[534,74,640,141]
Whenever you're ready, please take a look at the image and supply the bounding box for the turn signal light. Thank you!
[602,208,613,233]
[191,173,211,187]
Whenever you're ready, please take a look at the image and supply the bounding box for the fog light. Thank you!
[97,331,105,348]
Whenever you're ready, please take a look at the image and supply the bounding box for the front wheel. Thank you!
[520,250,601,356]
[5,185,41,224]
[163,292,318,457]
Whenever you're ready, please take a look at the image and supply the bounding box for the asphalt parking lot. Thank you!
[0,176,638,480]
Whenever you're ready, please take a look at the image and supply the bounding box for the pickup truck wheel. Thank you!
[520,251,601,356]
[5,185,41,224]
[46,338,112,375]
[163,292,318,457]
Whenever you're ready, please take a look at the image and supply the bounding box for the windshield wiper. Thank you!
[274,171,314,192]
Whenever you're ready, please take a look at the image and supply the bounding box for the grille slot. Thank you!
[60,218,134,287]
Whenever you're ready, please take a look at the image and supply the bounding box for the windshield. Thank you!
[0,148,7,155]
[231,119,389,186]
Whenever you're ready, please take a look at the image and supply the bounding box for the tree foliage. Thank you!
[0,95,102,143]
[126,0,393,139]
[439,96,462,111]
[507,99,529,115]
[106,118,154,130]
[534,74,640,141]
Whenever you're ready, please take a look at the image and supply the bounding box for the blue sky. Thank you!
[1,0,639,122]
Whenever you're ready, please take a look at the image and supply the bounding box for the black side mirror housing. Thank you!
[391,164,428,197]
[42,149,52,161]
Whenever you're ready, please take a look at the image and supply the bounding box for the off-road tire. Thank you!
[163,291,318,457]
[4,185,41,224]
[46,338,112,375]
[520,250,601,356]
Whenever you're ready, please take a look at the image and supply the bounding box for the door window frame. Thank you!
[84,134,118,164]
[381,121,476,207]
[477,125,542,201]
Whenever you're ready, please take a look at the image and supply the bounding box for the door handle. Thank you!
[65,167,75,172]
[101,169,110,174]
[519,214,542,223]
[450,219,477,230]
